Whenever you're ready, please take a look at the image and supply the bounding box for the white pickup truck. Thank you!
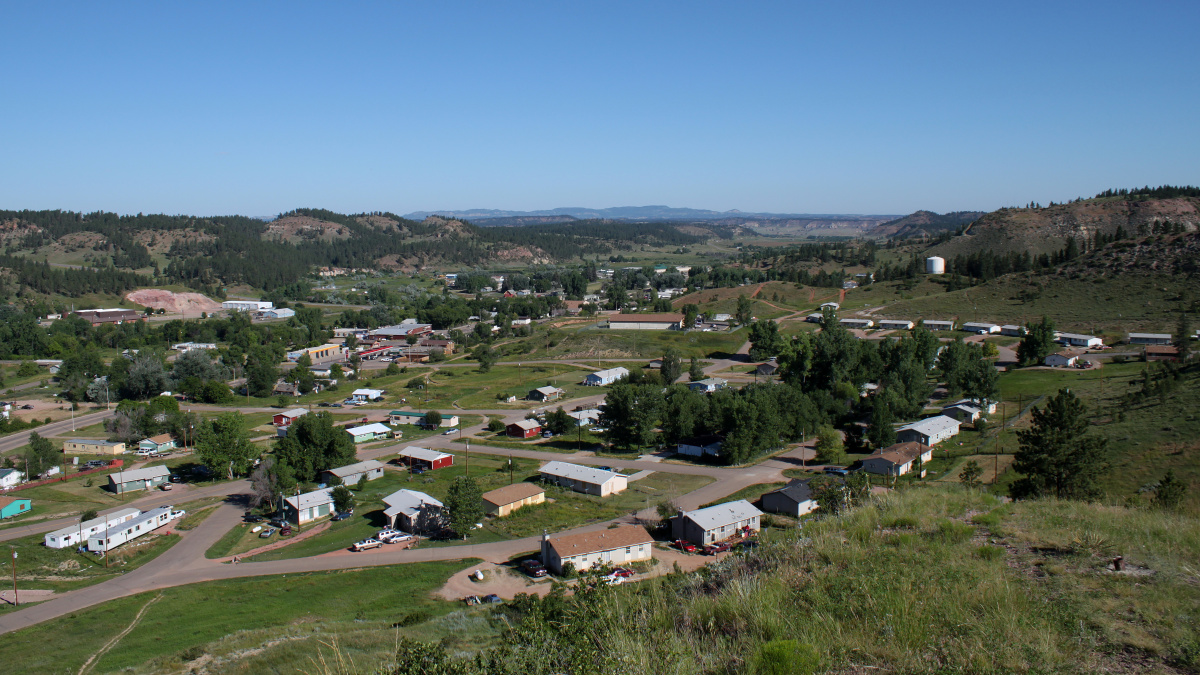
[352,538,383,552]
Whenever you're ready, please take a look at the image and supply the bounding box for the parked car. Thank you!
[352,538,383,552]
[442,429,455,435]
[702,542,732,556]
[20,404,33,410]
[412,466,426,475]
[329,403,343,408]
[168,474,183,483]
[463,595,481,606]
[823,467,850,477]
[520,560,547,578]
[601,574,625,586]
[674,540,697,553]
[244,514,264,523]
[611,567,634,578]
[84,460,107,469]
[597,466,614,472]
[270,518,289,529]
[259,528,276,539]
[380,531,413,545]
[318,402,332,408]
[159,483,173,491]
[483,594,503,604]
[332,512,352,521]
[279,526,293,536]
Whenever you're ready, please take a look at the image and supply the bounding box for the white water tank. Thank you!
[926,256,946,275]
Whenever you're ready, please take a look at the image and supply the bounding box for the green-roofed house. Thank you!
[389,410,428,425]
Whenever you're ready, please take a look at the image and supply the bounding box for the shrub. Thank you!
[750,640,819,675]
[487,419,505,433]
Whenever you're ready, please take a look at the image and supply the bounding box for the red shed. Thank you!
[507,419,541,438]
[274,408,308,427]
[396,447,455,471]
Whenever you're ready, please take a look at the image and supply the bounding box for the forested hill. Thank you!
[924,186,1200,259]
[0,208,716,292]
[869,210,986,239]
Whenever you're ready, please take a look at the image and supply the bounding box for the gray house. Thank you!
[761,480,818,517]
[107,466,171,494]
[320,460,385,486]
[672,500,762,546]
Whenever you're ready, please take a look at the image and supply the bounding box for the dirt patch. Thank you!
[125,289,222,314]
[265,215,354,243]
[223,521,332,561]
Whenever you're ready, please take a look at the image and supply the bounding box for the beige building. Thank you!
[63,440,126,455]
[482,483,545,517]
[541,525,654,575]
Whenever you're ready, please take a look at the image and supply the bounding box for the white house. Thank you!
[896,415,961,446]
[607,313,683,330]
[1001,325,1027,337]
[346,423,393,443]
[860,442,934,477]
[0,469,24,489]
[351,388,385,402]
[1057,333,1103,348]
[961,322,1001,334]
[321,460,385,486]
[942,398,996,423]
[382,489,443,533]
[87,506,182,553]
[567,409,602,427]
[672,500,762,546]
[820,302,840,310]
[171,342,217,352]
[284,488,335,524]
[676,435,723,458]
[688,378,727,394]
[540,525,654,575]
[585,367,629,386]
[878,319,914,331]
[261,308,296,320]
[539,461,628,497]
[45,507,140,549]
[1045,349,1083,367]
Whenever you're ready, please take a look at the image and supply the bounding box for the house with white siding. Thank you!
[540,524,653,575]
[673,500,762,546]
[539,461,627,497]
[896,415,961,446]
[44,508,140,549]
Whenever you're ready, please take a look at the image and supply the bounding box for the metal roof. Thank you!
[587,367,629,380]
[326,460,385,478]
[382,489,442,519]
[346,423,391,436]
[278,408,308,419]
[510,419,541,431]
[285,488,334,510]
[46,507,141,539]
[681,500,763,531]
[898,415,960,437]
[539,461,621,486]
[767,479,814,504]
[398,447,452,462]
[108,465,171,484]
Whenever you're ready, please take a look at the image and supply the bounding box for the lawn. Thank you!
[534,324,746,360]
[700,481,786,508]
[0,529,181,602]
[0,561,484,675]
[407,364,596,409]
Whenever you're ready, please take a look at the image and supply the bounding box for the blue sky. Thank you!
[2,2,1197,216]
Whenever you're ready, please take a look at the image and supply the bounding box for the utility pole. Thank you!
[10,548,17,607]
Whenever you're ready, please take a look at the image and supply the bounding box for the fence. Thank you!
[1,461,123,493]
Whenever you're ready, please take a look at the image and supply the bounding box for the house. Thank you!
[260,308,295,320]
[0,468,23,487]
[1145,345,1181,362]
[672,500,762,546]
[511,317,532,326]
[761,480,818,517]
[62,439,126,456]
[273,408,308,427]
[1044,349,1083,367]
[842,280,859,290]
[321,460,385,486]
[607,313,684,330]
[284,488,335,525]
[961,322,1001,334]
[688,378,727,394]
[527,386,564,402]
[346,423,392,443]
[481,483,545,517]
[222,300,273,312]
[0,496,31,520]
[420,338,456,353]
[87,506,181,553]
[540,525,653,575]
[538,461,628,496]
[567,409,601,427]
[389,410,429,425]
[396,447,455,471]
[756,362,778,377]
[137,434,176,455]
[676,434,723,458]
[805,313,824,323]
[820,302,840,310]
[942,402,983,423]
[507,419,542,438]
[878,319,914,331]
[381,489,443,533]
[286,344,345,363]
[1057,332,1103,348]
[1001,325,1027,337]
[896,416,961,446]
[351,388,385,402]
[713,313,733,322]
[72,308,145,325]
[585,367,629,386]
[839,318,874,329]
[1128,333,1172,346]
[272,382,300,397]
[171,342,217,352]
[951,398,997,415]
[923,320,955,331]
[44,507,140,549]
[860,442,934,477]
[107,465,171,494]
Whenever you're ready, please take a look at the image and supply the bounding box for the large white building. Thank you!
[222,300,273,312]
[540,525,653,575]
[896,415,961,446]
[1057,332,1103,348]
[878,319,914,331]
[961,322,1001,334]
[607,313,683,330]
[539,461,628,497]
[1128,333,1172,346]
[585,367,629,386]
[87,506,182,553]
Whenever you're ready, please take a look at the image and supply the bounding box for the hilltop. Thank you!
[869,209,986,239]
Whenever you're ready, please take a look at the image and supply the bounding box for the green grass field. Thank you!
[0,561,482,675]
[700,481,786,508]
[415,364,595,409]
[532,324,746,360]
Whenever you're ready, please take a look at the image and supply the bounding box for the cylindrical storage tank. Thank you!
[926,256,945,274]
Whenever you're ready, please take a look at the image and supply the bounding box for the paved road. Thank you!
[0,409,114,455]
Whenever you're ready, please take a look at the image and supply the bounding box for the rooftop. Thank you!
[509,419,541,431]
[539,461,621,486]
[766,479,814,504]
[109,465,171,483]
[285,488,334,510]
[867,442,933,466]
[898,415,960,436]
[481,482,545,506]
[382,489,442,519]
[681,500,763,531]
[346,423,392,436]
[609,313,684,323]
[326,460,385,478]
[547,524,653,557]
[398,447,453,462]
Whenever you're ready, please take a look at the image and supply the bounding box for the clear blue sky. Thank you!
[2,2,1197,216]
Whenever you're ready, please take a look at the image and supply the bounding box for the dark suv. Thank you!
[520,559,548,578]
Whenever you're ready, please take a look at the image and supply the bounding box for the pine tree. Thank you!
[1011,389,1108,500]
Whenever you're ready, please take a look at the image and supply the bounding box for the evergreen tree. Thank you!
[867,394,897,448]
[1151,469,1186,510]
[1017,316,1057,366]
[1176,310,1191,353]
[735,294,754,326]
[688,357,705,382]
[1011,388,1108,500]
[444,476,484,539]
[660,348,682,384]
